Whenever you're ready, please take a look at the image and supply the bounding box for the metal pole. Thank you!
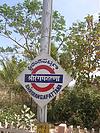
[40,0,53,54]
[37,0,53,123]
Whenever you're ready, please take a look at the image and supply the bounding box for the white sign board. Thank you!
[18,53,72,108]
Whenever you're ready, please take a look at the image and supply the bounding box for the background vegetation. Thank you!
[0,0,100,129]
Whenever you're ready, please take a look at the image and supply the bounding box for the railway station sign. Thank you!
[17,53,72,108]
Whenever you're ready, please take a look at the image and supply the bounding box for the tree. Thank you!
[48,86,100,128]
[48,15,100,128]
[0,57,26,105]
[0,0,100,127]
[0,0,66,60]
[60,15,100,88]
[0,0,67,111]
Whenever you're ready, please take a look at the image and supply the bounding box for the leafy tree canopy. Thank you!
[0,0,66,60]
[60,15,100,87]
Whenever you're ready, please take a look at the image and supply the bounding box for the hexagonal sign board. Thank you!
[17,53,72,108]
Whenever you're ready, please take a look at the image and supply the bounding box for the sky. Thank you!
[53,0,100,27]
[0,0,99,27]
[0,0,99,51]
[0,0,99,47]
[0,0,99,76]
[0,0,99,50]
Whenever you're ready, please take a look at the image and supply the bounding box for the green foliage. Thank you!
[51,43,58,61]
[0,0,66,60]
[52,11,67,52]
[48,86,100,128]
[0,1,41,59]
[0,46,15,52]
[0,57,26,93]
[60,16,100,87]
[0,104,36,129]
[16,104,36,128]
[0,0,99,129]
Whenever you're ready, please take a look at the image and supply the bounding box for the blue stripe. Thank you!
[25,74,63,83]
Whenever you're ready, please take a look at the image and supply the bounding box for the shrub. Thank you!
[0,105,36,129]
[48,85,100,129]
